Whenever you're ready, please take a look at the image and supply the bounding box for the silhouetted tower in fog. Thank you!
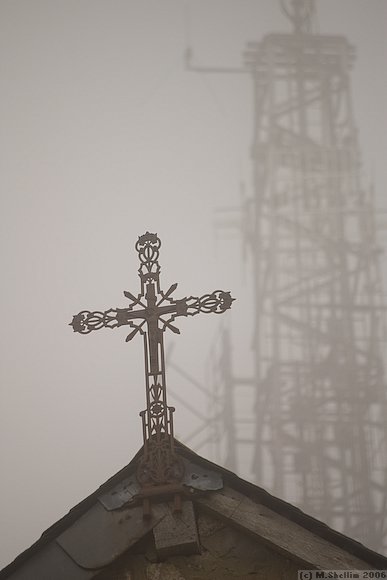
[245,0,387,551]
[188,0,387,553]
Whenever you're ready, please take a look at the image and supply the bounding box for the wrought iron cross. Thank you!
[71,232,234,489]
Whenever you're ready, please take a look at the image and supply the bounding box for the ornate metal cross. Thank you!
[71,232,234,491]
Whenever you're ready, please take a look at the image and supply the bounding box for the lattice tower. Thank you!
[189,0,387,553]
[243,0,387,551]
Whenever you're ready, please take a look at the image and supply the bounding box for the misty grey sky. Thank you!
[1,0,386,568]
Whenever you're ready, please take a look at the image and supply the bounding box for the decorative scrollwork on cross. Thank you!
[186,291,234,314]
[136,232,161,288]
[71,309,120,333]
[70,232,234,493]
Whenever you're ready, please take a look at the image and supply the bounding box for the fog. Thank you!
[1,0,387,568]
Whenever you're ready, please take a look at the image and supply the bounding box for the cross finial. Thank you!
[71,232,234,499]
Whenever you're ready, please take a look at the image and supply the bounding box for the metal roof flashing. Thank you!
[99,458,223,512]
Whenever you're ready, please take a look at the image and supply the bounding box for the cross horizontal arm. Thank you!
[160,290,234,330]
[183,290,234,316]
[70,309,117,334]
[70,290,234,335]
[69,308,133,334]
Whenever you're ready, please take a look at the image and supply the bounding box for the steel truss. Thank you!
[190,0,387,553]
